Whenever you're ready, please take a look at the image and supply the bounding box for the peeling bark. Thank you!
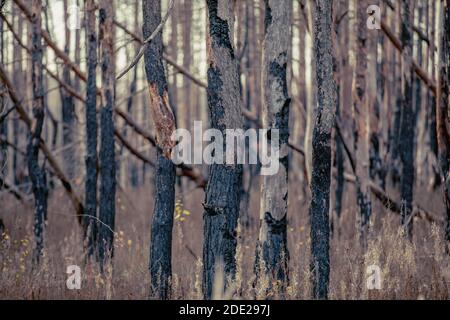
[143,0,176,300]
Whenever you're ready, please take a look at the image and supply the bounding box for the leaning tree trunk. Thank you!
[84,0,98,257]
[399,0,415,238]
[143,0,177,300]
[28,0,47,265]
[97,0,116,268]
[255,0,291,294]
[353,0,371,247]
[437,0,450,246]
[202,0,244,300]
[310,0,336,300]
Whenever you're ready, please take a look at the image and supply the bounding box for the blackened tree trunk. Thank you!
[84,0,98,257]
[399,0,415,238]
[437,0,450,246]
[28,0,48,265]
[310,0,336,300]
[203,0,244,300]
[97,0,116,268]
[353,0,371,247]
[255,0,291,294]
[143,0,176,300]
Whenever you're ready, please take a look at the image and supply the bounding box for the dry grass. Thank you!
[0,175,449,300]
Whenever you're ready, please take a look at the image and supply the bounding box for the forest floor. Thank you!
[1,175,449,299]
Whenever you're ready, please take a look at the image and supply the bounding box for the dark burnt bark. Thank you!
[84,0,98,257]
[143,0,176,300]
[255,0,291,295]
[399,0,415,238]
[437,0,450,245]
[97,0,116,268]
[203,0,243,300]
[28,0,47,265]
[310,0,336,299]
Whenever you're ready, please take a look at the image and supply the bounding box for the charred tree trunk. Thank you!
[143,0,177,300]
[84,0,98,257]
[310,0,336,300]
[97,0,116,268]
[437,0,450,246]
[28,0,47,265]
[255,0,291,294]
[202,0,243,300]
[399,0,415,238]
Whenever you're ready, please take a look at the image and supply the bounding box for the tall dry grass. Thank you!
[0,175,449,299]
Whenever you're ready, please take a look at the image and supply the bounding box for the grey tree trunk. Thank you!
[61,0,76,179]
[143,0,177,300]
[28,0,47,265]
[400,0,415,238]
[202,0,243,300]
[84,0,98,257]
[255,0,291,294]
[437,0,450,246]
[310,0,336,300]
[332,0,349,236]
[353,0,371,247]
[97,0,116,268]
[0,7,6,178]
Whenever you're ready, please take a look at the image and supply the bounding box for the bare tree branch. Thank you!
[116,0,174,80]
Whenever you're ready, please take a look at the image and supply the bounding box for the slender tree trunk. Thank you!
[304,1,316,185]
[310,0,336,300]
[12,8,23,185]
[97,0,116,268]
[332,0,348,236]
[437,0,450,245]
[353,0,371,247]
[400,0,415,238]
[61,0,76,179]
[182,0,192,129]
[84,0,98,257]
[28,0,47,265]
[202,0,243,300]
[371,0,386,189]
[255,0,291,294]
[143,0,177,300]
[427,0,440,189]
[0,7,6,178]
